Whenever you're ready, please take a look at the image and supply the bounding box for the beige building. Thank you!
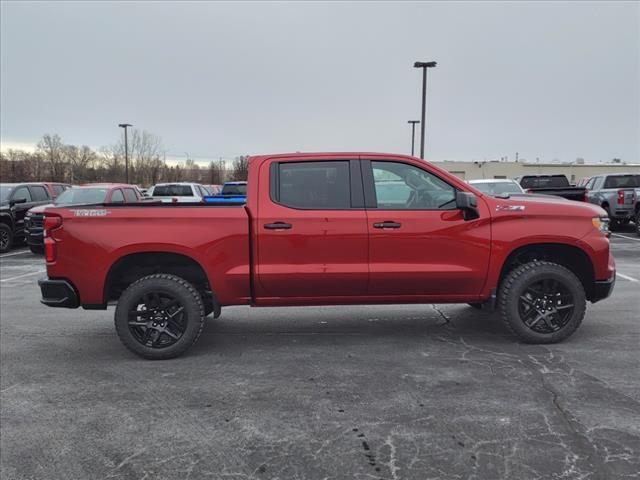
[432,160,640,184]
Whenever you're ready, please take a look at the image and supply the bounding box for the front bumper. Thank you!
[38,278,79,308]
[591,273,616,303]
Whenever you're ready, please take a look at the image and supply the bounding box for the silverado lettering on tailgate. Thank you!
[69,209,111,217]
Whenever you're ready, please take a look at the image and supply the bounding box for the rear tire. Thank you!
[499,261,586,344]
[29,245,44,255]
[0,224,13,253]
[115,274,205,359]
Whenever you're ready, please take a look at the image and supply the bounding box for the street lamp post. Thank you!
[407,120,420,156]
[118,123,133,183]
[413,61,437,159]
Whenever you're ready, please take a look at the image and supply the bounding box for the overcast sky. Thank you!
[1,1,638,163]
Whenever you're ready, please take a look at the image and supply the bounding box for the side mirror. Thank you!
[9,198,27,207]
[456,191,479,221]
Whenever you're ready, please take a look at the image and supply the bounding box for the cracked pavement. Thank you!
[1,230,639,479]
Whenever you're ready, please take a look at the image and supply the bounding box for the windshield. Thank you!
[55,188,110,205]
[221,183,247,195]
[471,181,523,196]
[0,186,13,202]
[152,185,194,196]
[603,175,640,189]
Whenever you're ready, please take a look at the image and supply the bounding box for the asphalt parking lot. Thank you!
[1,231,639,480]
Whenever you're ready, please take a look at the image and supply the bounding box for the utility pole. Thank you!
[118,123,133,183]
[407,120,420,156]
[413,61,437,159]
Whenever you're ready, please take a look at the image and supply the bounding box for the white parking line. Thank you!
[0,270,45,283]
[617,273,639,283]
[611,233,640,242]
[0,249,31,258]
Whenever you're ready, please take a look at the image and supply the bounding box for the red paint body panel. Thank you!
[43,152,614,309]
[46,207,250,305]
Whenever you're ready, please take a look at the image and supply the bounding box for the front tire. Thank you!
[499,261,586,344]
[115,274,205,359]
[0,224,13,253]
[29,245,44,255]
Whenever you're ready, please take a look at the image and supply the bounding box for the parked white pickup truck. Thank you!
[148,182,209,203]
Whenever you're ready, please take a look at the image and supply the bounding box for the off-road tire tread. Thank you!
[115,273,205,359]
[499,260,586,344]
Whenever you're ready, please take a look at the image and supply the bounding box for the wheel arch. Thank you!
[103,251,215,306]
[0,214,14,229]
[498,243,596,301]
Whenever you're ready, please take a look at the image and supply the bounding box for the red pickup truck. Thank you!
[38,153,615,359]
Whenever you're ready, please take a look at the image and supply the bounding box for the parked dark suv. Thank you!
[0,183,55,253]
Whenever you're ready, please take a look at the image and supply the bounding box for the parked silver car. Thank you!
[584,174,640,227]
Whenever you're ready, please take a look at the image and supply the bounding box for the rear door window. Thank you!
[272,161,351,209]
[29,185,50,201]
[110,189,125,203]
[124,189,138,202]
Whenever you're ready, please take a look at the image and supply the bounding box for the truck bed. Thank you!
[44,203,251,306]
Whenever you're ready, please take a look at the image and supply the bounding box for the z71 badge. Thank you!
[69,209,111,217]
[496,205,525,212]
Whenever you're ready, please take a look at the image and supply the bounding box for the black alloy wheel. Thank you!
[499,261,586,344]
[128,291,187,349]
[0,225,12,253]
[517,278,575,334]
[114,274,206,359]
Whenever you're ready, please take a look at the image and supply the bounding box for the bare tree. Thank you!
[66,145,97,182]
[207,159,226,185]
[231,156,249,181]
[37,134,67,181]
[127,129,164,185]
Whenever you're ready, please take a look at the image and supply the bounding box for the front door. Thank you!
[10,186,37,236]
[363,159,491,298]
[256,158,369,299]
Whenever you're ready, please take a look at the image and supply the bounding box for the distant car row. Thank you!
[0,180,247,253]
[466,173,640,233]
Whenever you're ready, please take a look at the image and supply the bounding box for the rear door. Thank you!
[256,158,369,298]
[363,159,491,298]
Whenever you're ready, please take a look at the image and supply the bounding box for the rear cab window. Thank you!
[152,185,194,197]
[603,175,640,189]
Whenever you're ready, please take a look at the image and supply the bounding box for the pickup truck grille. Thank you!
[26,213,44,230]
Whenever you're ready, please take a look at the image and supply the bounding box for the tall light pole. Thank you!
[407,120,420,156]
[413,61,437,159]
[118,123,133,183]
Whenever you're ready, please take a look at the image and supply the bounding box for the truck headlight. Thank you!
[592,216,610,236]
